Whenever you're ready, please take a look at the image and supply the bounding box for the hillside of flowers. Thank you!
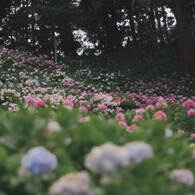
[0,48,195,195]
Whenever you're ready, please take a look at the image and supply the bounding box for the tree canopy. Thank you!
[0,0,195,74]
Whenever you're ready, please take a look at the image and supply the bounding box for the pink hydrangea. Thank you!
[97,104,107,111]
[136,108,145,115]
[191,133,195,140]
[35,99,45,109]
[188,109,195,116]
[119,121,128,129]
[27,98,35,105]
[183,99,195,109]
[152,111,167,121]
[156,101,168,109]
[158,97,166,102]
[115,113,125,121]
[145,105,155,110]
[127,124,137,132]
[63,99,74,107]
[79,107,88,114]
[80,116,90,123]
[132,115,143,122]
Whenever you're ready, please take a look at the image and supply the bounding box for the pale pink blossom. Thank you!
[97,104,107,110]
[136,108,145,115]
[145,105,155,110]
[127,124,137,132]
[63,99,74,107]
[115,112,125,121]
[132,115,143,122]
[80,116,90,123]
[156,101,168,109]
[119,121,128,129]
[79,107,88,114]
[152,111,167,121]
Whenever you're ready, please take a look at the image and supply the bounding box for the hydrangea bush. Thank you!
[0,48,195,194]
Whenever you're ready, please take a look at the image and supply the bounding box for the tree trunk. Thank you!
[171,0,195,74]
[154,6,164,44]
[52,18,57,62]
[127,0,136,45]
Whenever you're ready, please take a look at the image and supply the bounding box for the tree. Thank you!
[167,0,195,74]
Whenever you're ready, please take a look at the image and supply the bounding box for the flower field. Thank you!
[0,48,195,194]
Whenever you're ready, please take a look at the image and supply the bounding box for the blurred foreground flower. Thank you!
[115,112,125,122]
[80,116,90,123]
[85,143,128,175]
[22,146,57,175]
[49,172,93,195]
[127,124,137,132]
[170,169,194,185]
[124,142,153,163]
[45,121,61,134]
[79,106,88,114]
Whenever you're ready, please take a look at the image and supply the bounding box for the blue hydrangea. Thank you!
[22,146,57,175]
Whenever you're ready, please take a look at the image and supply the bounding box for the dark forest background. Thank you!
[0,0,195,74]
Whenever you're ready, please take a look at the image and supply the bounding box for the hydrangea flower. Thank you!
[45,121,61,134]
[119,121,128,129]
[97,104,107,110]
[127,124,137,132]
[27,98,35,105]
[136,108,145,115]
[63,99,74,108]
[80,116,90,123]
[183,99,195,109]
[145,105,155,110]
[22,146,57,175]
[124,142,153,163]
[35,99,45,108]
[156,101,168,109]
[115,112,125,121]
[188,109,195,116]
[191,133,195,140]
[170,169,194,185]
[132,115,143,122]
[152,111,167,121]
[79,107,88,114]
[49,172,93,195]
[85,143,128,174]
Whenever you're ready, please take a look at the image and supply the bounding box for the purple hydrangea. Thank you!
[21,146,57,175]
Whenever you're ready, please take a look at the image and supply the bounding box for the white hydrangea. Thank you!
[46,121,61,133]
[85,143,128,175]
[123,142,153,163]
[170,169,194,185]
[49,172,93,195]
